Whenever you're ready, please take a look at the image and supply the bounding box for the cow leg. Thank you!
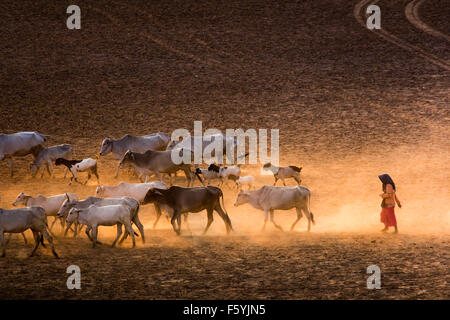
[261,209,269,231]
[203,208,214,235]
[182,168,191,187]
[273,176,278,186]
[154,171,163,182]
[42,162,53,178]
[5,233,12,245]
[40,228,59,258]
[270,209,283,231]
[0,231,5,257]
[29,230,41,257]
[85,226,93,241]
[114,163,121,178]
[91,226,99,248]
[21,232,28,244]
[63,167,69,179]
[282,179,287,186]
[7,158,14,177]
[40,165,46,178]
[183,213,192,234]
[49,216,58,231]
[59,216,65,231]
[302,207,314,232]
[290,208,303,231]
[294,176,301,185]
[171,211,181,235]
[124,221,136,248]
[85,225,103,244]
[118,225,130,244]
[92,166,100,185]
[84,172,91,185]
[215,203,232,234]
[132,214,145,244]
[47,161,53,178]
[77,223,84,237]
[111,224,122,247]
[64,221,73,236]
[153,204,162,229]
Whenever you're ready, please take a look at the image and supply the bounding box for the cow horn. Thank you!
[65,193,70,201]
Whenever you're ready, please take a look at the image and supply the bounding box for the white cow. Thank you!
[66,204,135,248]
[13,192,78,230]
[0,206,59,258]
[0,131,48,177]
[57,195,143,244]
[234,185,314,231]
[95,181,168,202]
[236,176,255,190]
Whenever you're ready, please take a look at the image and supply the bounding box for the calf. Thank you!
[67,204,135,248]
[236,175,255,190]
[263,163,302,186]
[55,157,99,185]
[30,144,72,178]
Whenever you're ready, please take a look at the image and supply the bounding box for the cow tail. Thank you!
[220,190,233,230]
[308,191,315,225]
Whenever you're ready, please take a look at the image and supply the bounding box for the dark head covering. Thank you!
[378,174,396,191]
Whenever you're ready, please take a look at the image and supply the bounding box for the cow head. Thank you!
[95,186,105,197]
[119,150,135,168]
[57,198,76,219]
[142,189,165,205]
[99,138,113,156]
[66,208,81,224]
[12,192,29,206]
[55,158,64,166]
[234,191,250,207]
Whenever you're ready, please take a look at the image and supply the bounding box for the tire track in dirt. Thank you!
[127,3,265,71]
[354,0,450,71]
[90,6,229,71]
[405,0,450,42]
[134,6,243,61]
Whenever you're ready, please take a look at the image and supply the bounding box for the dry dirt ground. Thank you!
[0,0,449,299]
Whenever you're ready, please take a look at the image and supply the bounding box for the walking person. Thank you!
[378,174,402,233]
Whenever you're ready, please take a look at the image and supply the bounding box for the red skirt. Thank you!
[380,207,397,227]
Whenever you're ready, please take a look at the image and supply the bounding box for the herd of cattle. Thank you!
[0,131,314,258]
